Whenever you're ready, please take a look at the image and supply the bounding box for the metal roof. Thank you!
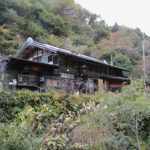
[15,37,129,72]
[0,56,10,61]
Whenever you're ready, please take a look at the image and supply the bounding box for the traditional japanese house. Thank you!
[0,37,130,93]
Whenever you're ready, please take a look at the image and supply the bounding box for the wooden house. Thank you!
[0,37,130,93]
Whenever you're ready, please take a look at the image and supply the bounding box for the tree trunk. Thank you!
[135,116,141,150]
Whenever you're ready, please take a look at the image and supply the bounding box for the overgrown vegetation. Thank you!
[0,90,99,149]
[0,81,150,149]
[72,81,150,150]
[0,1,150,149]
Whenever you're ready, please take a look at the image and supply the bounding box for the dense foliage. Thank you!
[1,1,150,149]
[0,81,150,149]
[70,81,150,149]
[1,0,150,77]
[0,90,99,149]
[0,90,98,122]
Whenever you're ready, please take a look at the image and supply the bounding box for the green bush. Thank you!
[1,81,150,149]
[0,90,99,122]
[0,91,99,150]
[0,122,43,150]
[71,80,150,149]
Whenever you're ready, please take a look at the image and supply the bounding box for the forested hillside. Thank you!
[1,0,150,78]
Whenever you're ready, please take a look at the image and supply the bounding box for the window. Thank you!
[48,55,53,63]
[43,55,53,64]
[18,75,38,87]
[61,73,74,79]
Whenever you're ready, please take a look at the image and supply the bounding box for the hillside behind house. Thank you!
[1,0,150,78]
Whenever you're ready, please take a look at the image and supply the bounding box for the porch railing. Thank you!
[18,74,38,87]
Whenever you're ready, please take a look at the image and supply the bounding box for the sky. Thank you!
[75,0,150,35]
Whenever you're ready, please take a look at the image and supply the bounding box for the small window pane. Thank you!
[48,55,52,62]
[43,56,48,63]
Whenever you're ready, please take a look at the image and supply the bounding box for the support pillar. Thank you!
[98,79,104,93]
[104,80,109,92]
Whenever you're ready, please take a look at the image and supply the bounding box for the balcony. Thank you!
[18,74,38,88]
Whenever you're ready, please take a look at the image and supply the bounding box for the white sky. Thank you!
[75,0,150,35]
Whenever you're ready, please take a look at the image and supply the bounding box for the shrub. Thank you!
[0,91,99,122]
[1,81,150,149]
[71,80,150,149]
[0,91,99,150]
[0,122,43,150]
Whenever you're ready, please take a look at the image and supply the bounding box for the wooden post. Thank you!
[104,80,109,92]
[98,79,103,93]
